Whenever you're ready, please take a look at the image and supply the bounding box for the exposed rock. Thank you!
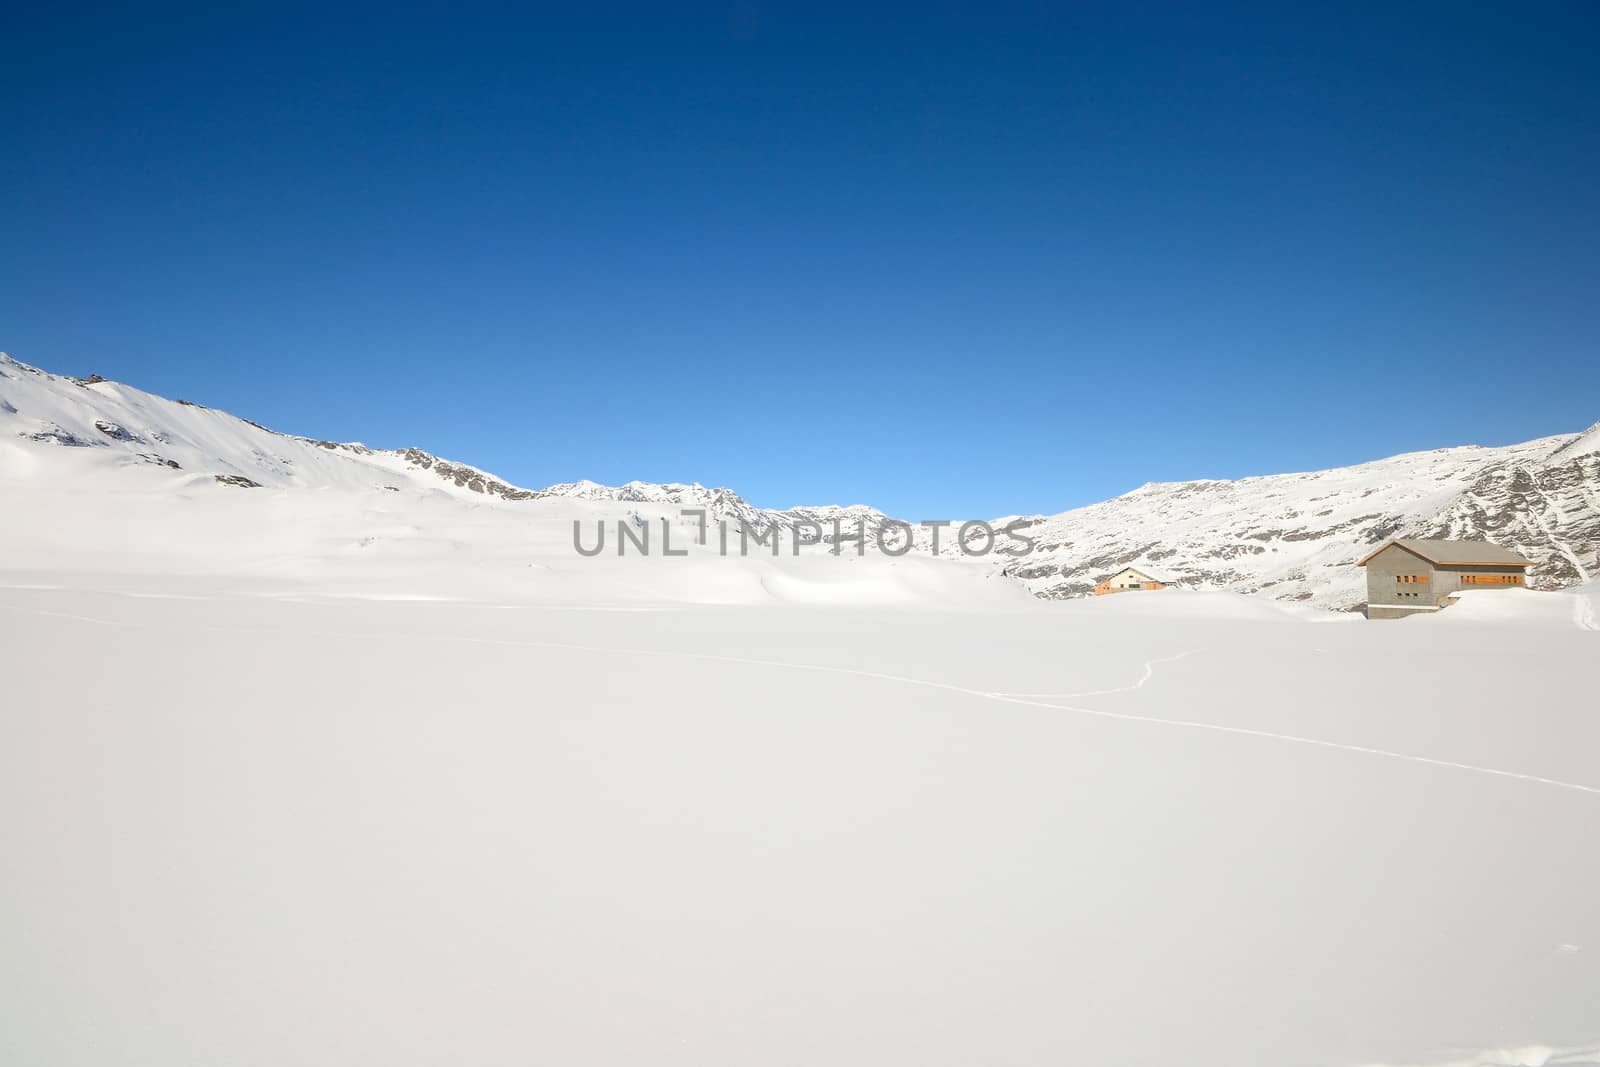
[214,474,262,488]
[306,440,375,456]
[20,423,96,447]
[394,447,537,501]
[94,419,137,442]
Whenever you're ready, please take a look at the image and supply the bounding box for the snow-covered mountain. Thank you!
[4,351,1596,610]
[0,353,874,532]
[531,479,891,541]
[0,352,1002,607]
[983,427,1600,609]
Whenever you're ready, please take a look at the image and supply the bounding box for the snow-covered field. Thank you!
[3,576,1598,1067]
[3,353,1599,1065]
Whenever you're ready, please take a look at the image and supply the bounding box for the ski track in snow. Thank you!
[989,648,1204,699]
[6,599,1600,798]
[5,605,139,627]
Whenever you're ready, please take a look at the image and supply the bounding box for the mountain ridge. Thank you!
[979,427,1599,608]
[4,352,1596,609]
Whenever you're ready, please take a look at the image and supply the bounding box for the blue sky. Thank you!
[4,5,1598,519]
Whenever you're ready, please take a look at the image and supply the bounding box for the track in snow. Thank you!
[989,648,1203,699]
[6,598,1598,799]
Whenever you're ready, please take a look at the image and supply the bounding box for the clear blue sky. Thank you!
[4,5,1597,519]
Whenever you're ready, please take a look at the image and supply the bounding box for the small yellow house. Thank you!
[1094,566,1166,596]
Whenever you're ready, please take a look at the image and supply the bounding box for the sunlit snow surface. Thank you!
[2,353,1598,1064]
[2,579,1597,1066]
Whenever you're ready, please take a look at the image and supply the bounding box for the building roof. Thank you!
[1100,566,1164,583]
[1356,537,1533,568]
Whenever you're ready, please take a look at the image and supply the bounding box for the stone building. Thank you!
[1357,538,1532,619]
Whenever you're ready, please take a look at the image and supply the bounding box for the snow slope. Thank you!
[0,352,889,533]
[984,430,1600,609]
[0,352,524,496]
[0,354,1015,607]
[1428,581,1600,631]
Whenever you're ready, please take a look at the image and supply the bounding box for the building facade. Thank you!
[1094,567,1166,596]
[1357,538,1532,620]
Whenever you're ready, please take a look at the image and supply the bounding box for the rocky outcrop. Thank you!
[1420,440,1600,589]
[393,448,536,500]
[94,419,136,442]
[20,422,96,446]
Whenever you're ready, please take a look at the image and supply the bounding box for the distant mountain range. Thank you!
[4,352,1596,609]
